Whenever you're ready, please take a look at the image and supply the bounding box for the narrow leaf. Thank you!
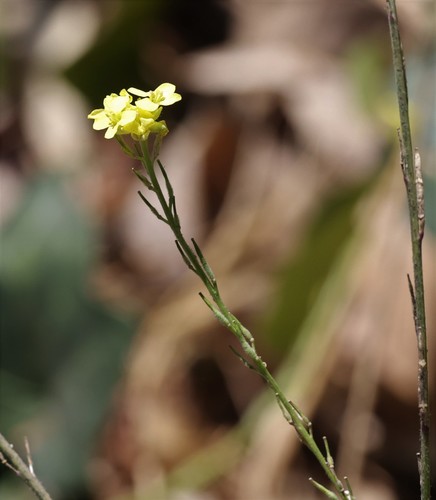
[199,292,231,328]
[309,478,339,499]
[175,240,197,273]
[137,191,168,224]
[192,238,216,287]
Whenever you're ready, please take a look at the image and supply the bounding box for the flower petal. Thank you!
[160,92,182,106]
[104,126,118,139]
[107,95,130,113]
[92,113,111,130]
[119,109,138,126]
[136,98,160,112]
[87,108,104,118]
[128,87,150,98]
[156,83,176,96]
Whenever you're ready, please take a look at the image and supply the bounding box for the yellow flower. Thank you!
[125,102,162,141]
[88,89,137,139]
[88,84,181,141]
[128,83,182,112]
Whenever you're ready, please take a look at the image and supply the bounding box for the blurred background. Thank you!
[0,0,435,499]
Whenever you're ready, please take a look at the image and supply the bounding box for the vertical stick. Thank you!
[386,1,431,498]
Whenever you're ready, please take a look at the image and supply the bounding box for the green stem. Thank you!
[136,144,354,499]
[386,2,431,498]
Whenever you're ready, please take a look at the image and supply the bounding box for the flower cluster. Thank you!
[88,83,182,141]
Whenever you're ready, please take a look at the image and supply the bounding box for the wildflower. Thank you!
[88,84,181,141]
[88,89,138,139]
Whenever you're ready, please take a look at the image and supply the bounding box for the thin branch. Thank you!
[0,432,52,500]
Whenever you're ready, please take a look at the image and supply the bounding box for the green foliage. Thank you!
[0,175,136,496]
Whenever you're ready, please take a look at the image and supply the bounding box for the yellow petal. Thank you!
[104,126,118,139]
[156,83,176,95]
[88,108,104,118]
[136,98,160,112]
[119,109,138,126]
[104,94,130,113]
[92,113,111,130]
[161,92,182,106]
[128,87,150,98]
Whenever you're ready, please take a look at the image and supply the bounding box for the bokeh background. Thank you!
[1,1,435,499]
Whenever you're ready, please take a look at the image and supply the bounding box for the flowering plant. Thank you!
[87,82,356,499]
[0,2,430,496]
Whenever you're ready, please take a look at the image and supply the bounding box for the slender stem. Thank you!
[136,145,353,499]
[0,432,52,500]
[386,2,431,498]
